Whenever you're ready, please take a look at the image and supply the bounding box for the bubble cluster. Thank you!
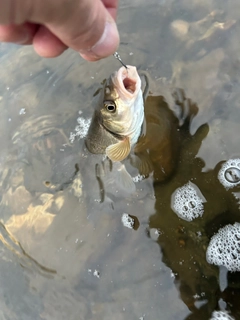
[69,116,91,143]
[210,311,235,320]
[206,223,240,272]
[171,182,205,221]
[132,174,145,183]
[218,158,240,189]
[121,213,134,229]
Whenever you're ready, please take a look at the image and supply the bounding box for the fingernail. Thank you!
[80,20,119,61]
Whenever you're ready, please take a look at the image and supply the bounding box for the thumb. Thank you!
[0,0,119,60]
[45,0,120,60]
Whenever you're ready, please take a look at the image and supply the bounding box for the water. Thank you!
[0,0,240,319]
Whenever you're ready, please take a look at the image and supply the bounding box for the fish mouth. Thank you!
[115,65,141,98]
[123,76,136,94]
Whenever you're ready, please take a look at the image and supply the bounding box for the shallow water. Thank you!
[0,0,240,319]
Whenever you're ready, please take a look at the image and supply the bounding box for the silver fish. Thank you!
[85,65,144,162]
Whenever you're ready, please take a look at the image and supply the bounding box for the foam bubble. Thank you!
[206,222,240,272]
[19,108,26,115]
[210,311,235,320]
[132,174,145,183]
[121,213,134,229]
[218,158,240,189]
[69,116,91,143]
[171,182,205,221]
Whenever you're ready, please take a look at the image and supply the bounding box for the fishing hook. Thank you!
[113,52,128,69]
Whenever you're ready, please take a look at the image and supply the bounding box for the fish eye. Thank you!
[104,101,116,113]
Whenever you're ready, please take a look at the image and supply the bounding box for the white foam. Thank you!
[19,108,26,115]
[132,174,145,183]
[69,116,91,143]
[218,158,240,189]
[93,269,100,278]
[171,182,205,221]
[210,311,235,320]
[206,222,240,272]
[121,213,134,229]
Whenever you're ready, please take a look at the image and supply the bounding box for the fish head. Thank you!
[98,65,144,139]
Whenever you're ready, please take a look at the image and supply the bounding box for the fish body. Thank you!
[85,65,144,162]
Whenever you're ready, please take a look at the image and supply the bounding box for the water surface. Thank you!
[0,0,240,319]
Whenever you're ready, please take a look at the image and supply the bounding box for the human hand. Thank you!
[0,0,119,60]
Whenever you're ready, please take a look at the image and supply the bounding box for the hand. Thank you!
[0,0,119,60]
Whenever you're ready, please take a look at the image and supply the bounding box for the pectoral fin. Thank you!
[106,138,131,162]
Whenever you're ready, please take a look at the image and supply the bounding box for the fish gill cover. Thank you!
[206,223,240,272]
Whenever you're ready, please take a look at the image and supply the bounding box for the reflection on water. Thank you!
[0,0,240,319]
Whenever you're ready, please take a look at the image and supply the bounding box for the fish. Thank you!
[85,65,146,196]
[85,65,145,162]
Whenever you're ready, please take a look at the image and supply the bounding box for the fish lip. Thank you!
[113,65,141,99]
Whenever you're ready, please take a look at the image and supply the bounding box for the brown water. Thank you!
[0,0,240,319]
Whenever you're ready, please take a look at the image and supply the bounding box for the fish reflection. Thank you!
[147,92,240,319]
[132,93,184,182]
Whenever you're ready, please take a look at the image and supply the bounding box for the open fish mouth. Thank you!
[122,72,137,93]
[115,65,141,98]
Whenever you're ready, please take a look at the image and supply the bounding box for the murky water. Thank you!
[0,0,240,319]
